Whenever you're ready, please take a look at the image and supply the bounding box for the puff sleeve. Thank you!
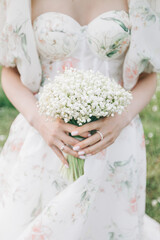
[0,0,42,93]
[123,0,160,90]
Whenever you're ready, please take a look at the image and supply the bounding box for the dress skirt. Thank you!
[0,113,146,240]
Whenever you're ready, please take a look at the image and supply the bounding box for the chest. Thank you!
[33,10,131,61]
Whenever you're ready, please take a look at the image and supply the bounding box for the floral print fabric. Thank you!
[123,0,160,90]
[0,0,160,239]
[33,11,131,61]
[0,114,147,240]
[0,0,42,93]
[0,0,160,91]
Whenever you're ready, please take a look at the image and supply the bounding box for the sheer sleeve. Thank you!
[123,0,160,90]
[0,0,42,93]
[0,0,16,67]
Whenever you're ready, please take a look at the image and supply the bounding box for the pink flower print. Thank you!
[10,141,24,152]
[25,222,52,240]
[141,134,146,148]
[125,62,138,83]
[99,188,105,193]
[130,197,137,213]
[8,24,13,32]
[61,58,79,72]
[38,38,46,44]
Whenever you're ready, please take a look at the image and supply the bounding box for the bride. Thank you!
[0,0,160,239]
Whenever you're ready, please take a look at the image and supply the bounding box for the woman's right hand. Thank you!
[1,67,89,167]
[36,114,88,167]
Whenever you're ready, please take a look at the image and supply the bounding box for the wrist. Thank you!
[118,109,132,129]
[27,103,42,130]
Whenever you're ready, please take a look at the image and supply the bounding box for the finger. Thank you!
[61,133,80,146]
[73,132,101,151]
[71,121,102,136]
[62,123,91,138]
[55,139,80,158]
[80,140,106,155]
[62,122,79,133]
[51,145,69,167]
[80,138,113,155]
[61,132,91,147]
[79,132,92,138]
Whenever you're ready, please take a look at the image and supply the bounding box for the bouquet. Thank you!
[38,68,132,182]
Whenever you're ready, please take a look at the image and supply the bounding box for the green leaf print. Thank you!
[14,25,23,34]
[113,158,131,168]
[52,179,67,191]
[20,33,31,63]
[109,232,114,240]
[108,155,134,174]
[145,14,156,23]
[101,45,106,50]
[81,190,87,202]
[13,20,31,64]
[101,17,130,33]
[52,180,61,191]
[106,32,130,58]
[106,50,119,58]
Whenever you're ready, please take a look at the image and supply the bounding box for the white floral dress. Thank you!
[0,0,160,239]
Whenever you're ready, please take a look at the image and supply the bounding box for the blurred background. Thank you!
[0,66,160,222]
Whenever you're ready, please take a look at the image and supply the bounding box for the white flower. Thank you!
[152,105,158,112]
[38,68,132,125]
[0,135,6,141]
[148,132,154,139]
[151,199,158,207]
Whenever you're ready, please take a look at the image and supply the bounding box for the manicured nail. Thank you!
[78,151,85,155]
[65,164,69,168]
[73,146,80,151]
[88,133,91,137]
[80,156,86,159]
[71,131,78,136]
[86,154,92,157]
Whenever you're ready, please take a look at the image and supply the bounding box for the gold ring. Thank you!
[97,130,104,141]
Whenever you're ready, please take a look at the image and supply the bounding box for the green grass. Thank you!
[0,68,160,222]
[0,67,15,108]
[140,83,160,222]
[0,107,18,149]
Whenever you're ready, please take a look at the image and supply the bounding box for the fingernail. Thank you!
[73,146,80,151]
[88,133,91,137]
[65,164,69,168]
[80,156,86,159]
[78,151,85,155]
[86,154,92,157]
[71,131,78,136]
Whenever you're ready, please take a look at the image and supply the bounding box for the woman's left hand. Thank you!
[71,111,130,157]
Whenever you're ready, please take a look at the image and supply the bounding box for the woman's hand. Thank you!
[36,114,90,166]
[71,72,157,157]
[71,111,130,157]
[1,67,90,167]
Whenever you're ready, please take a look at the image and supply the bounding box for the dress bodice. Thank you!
[33,10,131,86]
[1,0,160,93]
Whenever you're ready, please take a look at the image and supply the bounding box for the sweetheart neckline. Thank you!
[32,10,129,28]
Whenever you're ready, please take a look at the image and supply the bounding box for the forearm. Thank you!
[125,72,157,125]
[1,67,80,163]
[1,67,40,128]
